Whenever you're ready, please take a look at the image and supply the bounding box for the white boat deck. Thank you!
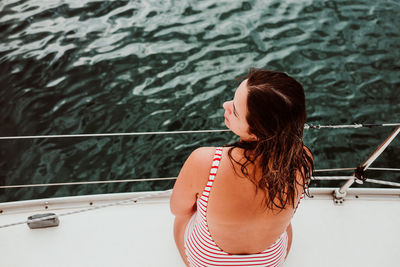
[0,188,399,267]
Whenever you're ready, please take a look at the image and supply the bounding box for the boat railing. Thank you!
[0,123,399,195]
[0,123,400,229]
[332,125,400,203]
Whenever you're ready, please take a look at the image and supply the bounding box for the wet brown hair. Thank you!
[227,68,313,211]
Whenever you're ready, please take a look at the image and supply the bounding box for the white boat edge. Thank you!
[0,188,399,267]
[1,187,399,214]
[1,187,399,215]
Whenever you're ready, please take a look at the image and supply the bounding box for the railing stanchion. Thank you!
[333,126,400,203]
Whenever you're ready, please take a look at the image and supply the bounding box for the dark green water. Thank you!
[1,0,399,202]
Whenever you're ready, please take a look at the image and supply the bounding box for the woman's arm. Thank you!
[170,147,215,265]
[170,147,215,216]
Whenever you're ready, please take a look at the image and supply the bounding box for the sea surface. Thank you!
[1,0,399,202]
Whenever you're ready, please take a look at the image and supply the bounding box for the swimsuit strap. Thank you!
[202,147,223,201]
[294,182,308,213]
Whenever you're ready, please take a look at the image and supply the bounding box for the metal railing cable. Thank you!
[304,122,400,129]
[0,129,230,140]
[368,167,400,171]
[314,167,400,172]
[313,176,353,180]
[1,172,399,189]
[0,189,172,229]
[364,179,400,187]
[0,122,399,140]
[314,168,355,172]
[0,177,177,189]
[312,176,400,187]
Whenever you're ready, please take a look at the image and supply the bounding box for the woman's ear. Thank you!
[248,133,258,141]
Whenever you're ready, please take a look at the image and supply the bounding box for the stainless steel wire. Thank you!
[0,123,399,140]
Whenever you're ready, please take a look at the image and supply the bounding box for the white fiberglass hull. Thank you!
[0,188,399,267]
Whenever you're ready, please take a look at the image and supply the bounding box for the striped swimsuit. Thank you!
[184,147,289,267]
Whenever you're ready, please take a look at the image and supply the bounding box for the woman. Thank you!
[170,69,313,267]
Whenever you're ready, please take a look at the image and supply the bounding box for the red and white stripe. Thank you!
[184,147,288,267]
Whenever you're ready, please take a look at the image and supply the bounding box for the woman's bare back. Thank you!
[203,147,302,254]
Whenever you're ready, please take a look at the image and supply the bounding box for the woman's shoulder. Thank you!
[187,146,223,163]
[180,147,218,171]
[183,147,224,180]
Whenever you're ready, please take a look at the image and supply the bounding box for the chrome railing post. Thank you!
[333,125,400,203]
